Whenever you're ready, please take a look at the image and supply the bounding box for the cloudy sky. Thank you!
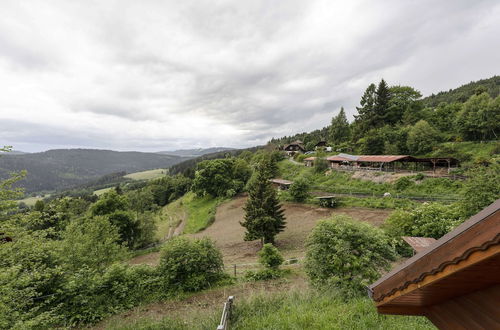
[1,0,499,152]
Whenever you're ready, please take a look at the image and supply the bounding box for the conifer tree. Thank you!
[329,107,350,144]
[374,79,391,124]
[240,164,286,246]
[354,83,376,134]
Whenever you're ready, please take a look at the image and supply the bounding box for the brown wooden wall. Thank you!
[425,284,500,330]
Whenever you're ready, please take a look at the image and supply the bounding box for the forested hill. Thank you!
[268,75,500,156]
[0,149,188,193]
[422,75,500,107]
[157,147,235,157]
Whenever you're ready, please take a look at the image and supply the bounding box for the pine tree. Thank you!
[354,83,376,134]
[329,107,350,144]
[374,79,391,124]
[240,165,286,246]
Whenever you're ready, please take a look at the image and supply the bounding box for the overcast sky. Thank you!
[1,0,499,152]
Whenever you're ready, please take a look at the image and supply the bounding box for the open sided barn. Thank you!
[369,199,500,329]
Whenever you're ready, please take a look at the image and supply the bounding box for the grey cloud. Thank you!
[1,0,499,151]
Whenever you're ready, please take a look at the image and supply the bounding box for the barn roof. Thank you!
[357,155,413,162]
[369,199,500,315]
[326,155,350,162]
[326,154,412,163]
[304,157,317,161]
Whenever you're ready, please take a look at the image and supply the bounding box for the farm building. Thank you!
[314,141,328,149]
[369,199,500,329]
[284,140,305,155]
[269,178,293,190]
[326,154,459,173]
[304,157,316,167]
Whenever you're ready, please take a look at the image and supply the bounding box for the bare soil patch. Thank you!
[130,197,391,267]
[192,197,392,265]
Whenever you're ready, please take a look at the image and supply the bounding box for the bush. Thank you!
[304,215,396,295]
[394,176,414,191]
[384,203,464,240]
[58,264,160,325]
[314,158,329,174]
[461,162,500,217]
[157,237,225,292]
[258,244,284,269]
[244,268,286,281]
[289,178,310,202]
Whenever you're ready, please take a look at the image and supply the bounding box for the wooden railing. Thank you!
[217,296,234,330]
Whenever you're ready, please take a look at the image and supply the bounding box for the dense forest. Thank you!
[269,76,500,159]
[0,149,189,193]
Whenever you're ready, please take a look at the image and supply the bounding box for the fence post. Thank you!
[233,264,236,277]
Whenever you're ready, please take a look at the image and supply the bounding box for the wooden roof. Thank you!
[369,199,500,315]
[304,157,317,161]
[357,155,413,163]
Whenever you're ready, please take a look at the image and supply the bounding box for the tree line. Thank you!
[270,76,500,156]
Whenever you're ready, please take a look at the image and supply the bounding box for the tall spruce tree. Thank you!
[354,83,376,134]
[374,79,391,125]
[329,107,350,144]
[240,164,286,246]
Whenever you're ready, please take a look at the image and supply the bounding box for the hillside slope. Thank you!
[157,147,235,157]
[422,75,500,107]
[0,149,188,193]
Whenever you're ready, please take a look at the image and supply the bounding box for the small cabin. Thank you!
[304,157,317,167]
[314,141,328,149]
[369,199,500,329]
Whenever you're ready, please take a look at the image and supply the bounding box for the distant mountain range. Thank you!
[157,147,236,157]
[0,149,190,193]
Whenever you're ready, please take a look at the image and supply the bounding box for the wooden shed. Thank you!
[304,157,317,167]
[368,199,500,329]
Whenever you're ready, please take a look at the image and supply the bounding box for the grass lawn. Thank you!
[124,169,167,181]
[94,187,113,196]
[103,285,433,330]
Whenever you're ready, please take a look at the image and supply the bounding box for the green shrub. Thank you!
[394,176,414,191]
[244,268,286,281]
[258,244,284,269]
[58,264,160,326]
[314,157,329,173]
[384,203,463,240]
[461,162,500,217]
[305,215,396,295]
[289,178,310,202]
[157,237,225,292]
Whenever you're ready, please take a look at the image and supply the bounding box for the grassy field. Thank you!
[94,187,113,196]
[18,196,45,206]
[155,197,187,241]
[103,281,433,330]
[182,192,222,234]
[124,168,167,181]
